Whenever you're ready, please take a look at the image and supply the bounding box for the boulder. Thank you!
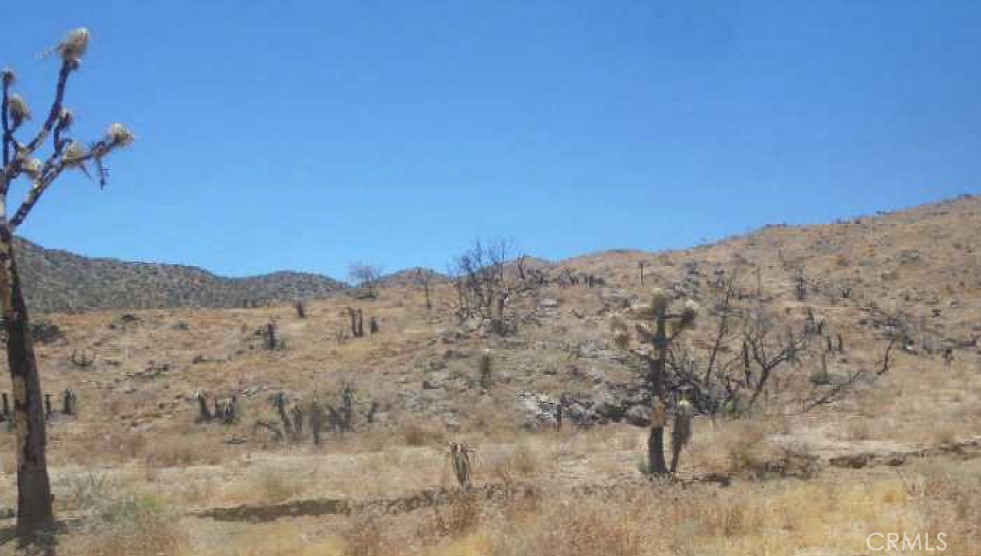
[624,405,651,427]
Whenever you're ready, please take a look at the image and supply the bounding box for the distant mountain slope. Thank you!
[14,237,346,313]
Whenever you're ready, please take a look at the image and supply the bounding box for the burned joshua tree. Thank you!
[613,288,698,475]
[1,28,133,544]
[293,300,307,319]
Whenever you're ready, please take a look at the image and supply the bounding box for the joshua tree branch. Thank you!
[9,137,118,230]
[2,75,10,168]
[24,61,73,155]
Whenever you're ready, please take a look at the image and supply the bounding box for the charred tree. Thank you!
[1,28,133,545]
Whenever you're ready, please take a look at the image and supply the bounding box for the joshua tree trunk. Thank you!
[648,301,668,475]
[0,225,54,543]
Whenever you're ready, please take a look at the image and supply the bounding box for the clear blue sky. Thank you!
[2,1,979,279]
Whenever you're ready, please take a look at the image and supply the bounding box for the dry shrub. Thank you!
[907,460,981,554]
[491,496,641,556]
[440,491,483,537]
[844,416,872,440]
[73,491,188,556]
[252,464,305,502]
[341,511,397,556]
[402,420,445,446]
[59,430,148,466]
[144,435,225,467]
[723,419,772,476]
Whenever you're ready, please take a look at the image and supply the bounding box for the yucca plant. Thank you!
[1,28,132,545]
[615,288,698,475]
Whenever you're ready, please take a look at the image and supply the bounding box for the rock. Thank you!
[422,371,449,390]
[829,453,870,469]
[539,298,559,308]
[565,401,600,427]
[624,405,651,427]
[586,367,606,385]
[427,358,447,371]
[592,390,625,421]
[445,413,462,430]
[516,392,558,430]
[437,328,465,343]
[30,321,63,344]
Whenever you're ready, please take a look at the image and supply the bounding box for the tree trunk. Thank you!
[669,436,682,473]
[648,306,668,475]
[0,228,55,545]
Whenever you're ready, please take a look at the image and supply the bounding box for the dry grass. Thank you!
[2,197,979,554]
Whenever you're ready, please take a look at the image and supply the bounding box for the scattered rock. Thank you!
[30,320,64,344]
[624,405,651,427]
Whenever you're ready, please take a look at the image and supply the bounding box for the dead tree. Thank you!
[194,391,213,422]
[638,261,647,286]
[347,308,364,338]
[449,442,474,490]
[263,322,282,350]
[802,336,897,412]
[290,403,303,436]
[450,239,513,332]
[61,389,76,416]
[366,401,379,424]
[742,308,809,411]
[1,31,133,541]
[369,316,378,335]
[309,400,325,445]
[348,262,382,299]
[292,300,306,319]
[341,385,354,432]
[219,395,237,424]
[43,395,52,419]
[478,350,493,389]
[413,268,433,310]
[272,393,293,437]
[1,392,9,420]
[794,268,807,301]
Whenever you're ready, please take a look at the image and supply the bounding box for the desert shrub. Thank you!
[254,464,304,502]
[491,497,641,556]
[74,491,187,556]
[401,420,445,446]
[341,512,396,556]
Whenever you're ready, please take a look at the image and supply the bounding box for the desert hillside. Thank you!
[14,236,346,313]
[0,195,978,555]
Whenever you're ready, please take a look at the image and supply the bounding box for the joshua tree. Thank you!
[347,307,364,338]
[309,400,325,445]
[449,442,474,490]
[478,349,493,389]
[292,300,307,319]
[638,260,647,286]
[61,388,78,415]
[794,268,807,301]
[413,268,433,310]
[614,288,698,475]
[194,391,213,423]
[263,322,280,350]
[1,28,133,544]
[272,393,293,437]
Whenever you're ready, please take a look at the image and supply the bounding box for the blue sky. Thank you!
[2,1,978,278]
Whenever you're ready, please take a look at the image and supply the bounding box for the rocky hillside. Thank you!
[14,237,346,313]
